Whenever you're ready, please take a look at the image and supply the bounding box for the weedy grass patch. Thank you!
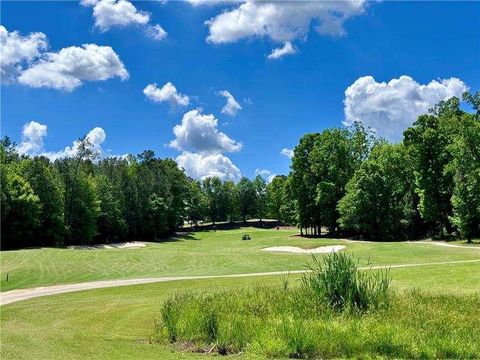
[154,253,480,358]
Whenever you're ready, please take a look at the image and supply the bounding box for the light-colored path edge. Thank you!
[2,259,479,306]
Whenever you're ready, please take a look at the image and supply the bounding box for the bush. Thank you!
[302,252,390,312]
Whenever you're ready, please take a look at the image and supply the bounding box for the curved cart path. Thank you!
[2,259,479,306]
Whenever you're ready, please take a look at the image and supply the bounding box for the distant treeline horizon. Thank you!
[1,93,479,249]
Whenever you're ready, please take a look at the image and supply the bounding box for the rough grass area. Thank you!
[154,254,479,358]
[156,286,480,359]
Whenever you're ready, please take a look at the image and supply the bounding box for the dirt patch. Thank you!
[262,245,346,254]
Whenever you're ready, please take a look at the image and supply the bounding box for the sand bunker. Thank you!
[68,242,146,250]
[262,245,345,254]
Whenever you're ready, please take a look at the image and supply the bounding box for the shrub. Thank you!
[302,252,390,312]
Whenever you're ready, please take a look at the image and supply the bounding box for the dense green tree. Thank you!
[253,175,267,221]
[202,177,223,224]
[20,157,65,246]
[221,180,239,222]
[185,180,208,226]
[236,177,256,223]
[291,124,373,235]
[290,133,321,234]
[338,143,418,240]
[56,159,100,245]
[1,163,41,249]
[95,174,127,242]
[266,175,286,221]
[447,97,480,242]
[403,98,463,236]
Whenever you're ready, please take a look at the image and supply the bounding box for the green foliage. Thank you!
[338,143,419,240]
[290,124,374,234]
[57,159,100,245]
[1,163,41,248]
[302,252,390,312]
[447,108,480,241]
[20,157,65,246]
[235,177,257,222]
[154,273,478,358]
[95,174,127,242]
[266,175,285,220]
[253,175,267,220]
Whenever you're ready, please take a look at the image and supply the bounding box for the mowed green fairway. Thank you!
[1,228,479,291]
[1,229,479,359]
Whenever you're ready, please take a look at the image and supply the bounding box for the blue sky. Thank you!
[1,1,479,181]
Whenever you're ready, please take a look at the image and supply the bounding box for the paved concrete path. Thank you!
[2,259,479,306]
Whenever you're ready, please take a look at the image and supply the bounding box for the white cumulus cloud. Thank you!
[170,109,242,154]
[343,75,468,141]
[17,44,128,91]
[81,0,149,30]
[219,90,242,116]
[280,148,294,159]
[206,1,366,45]
[177,151,241,181]
[81,0,167,40]
[267,41,296,60]
[255,168,276,183]
[0,26,48,82]
[143,82,190,107]
[17,121,48,156]
[15,121,107,161]
[146,24,168,41]
[43,127,107,161]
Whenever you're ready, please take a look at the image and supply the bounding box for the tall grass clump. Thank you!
[153,253,479,358]
[302,252,390,312]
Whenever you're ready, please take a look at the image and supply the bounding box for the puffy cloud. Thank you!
[146,24,168,41]
[17,121,48,155]
[343,76,468,141]
[43,127,107,161]
[143,82,190,107]
[177,151,241,181]
[81,0,149,30]
[255,168,275,183]
[206,1,366,44]
[15,121,107,160]
[267,41,296,60]
[0,26,48,82]
[81,0,168,40]
[280,148,294,159]
[218,90,242,116]
[18,44,128,91]
[170,109,242,153]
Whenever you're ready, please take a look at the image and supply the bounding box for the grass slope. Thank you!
[2,229,479,291]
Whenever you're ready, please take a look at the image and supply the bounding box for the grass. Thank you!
[155,287,479,358]
[2,228,479,291]
[1,229,479,359]
[153,253,478,358]
[1,262,479,360]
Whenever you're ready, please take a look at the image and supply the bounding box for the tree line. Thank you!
[1,93,479,249]
[1,138,280,249]
[290,93,480,242]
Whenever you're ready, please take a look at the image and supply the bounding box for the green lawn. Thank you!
[2,261,480,360]
[1,228,479,291]
[1,229,479,359]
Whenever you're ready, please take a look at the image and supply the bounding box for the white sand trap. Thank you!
[262,245,346,254]
[68,241,146,250]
